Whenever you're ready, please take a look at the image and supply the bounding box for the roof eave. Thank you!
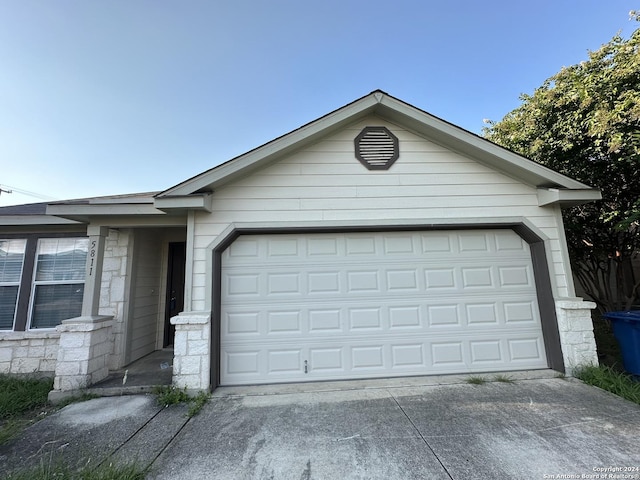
[45,202,166,223]
[0,215,82,226]
[157,90,596,199]
[375,95,592,190]
[157,93,383,198]
[537,188,603,207]
[154,193,213,212]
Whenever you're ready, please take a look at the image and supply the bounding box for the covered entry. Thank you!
[219,229,548,385]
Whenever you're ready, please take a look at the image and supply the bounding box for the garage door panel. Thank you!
[267,311,302,334]
[220,230,548,385]
[503,301,537,323]
[222,297,542,341]
[310,347,344,371]
[221,330,547,384]
[222,264,536,301]
[308,309,342,332]
[389,306,421,328]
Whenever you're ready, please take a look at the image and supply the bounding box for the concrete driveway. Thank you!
[154,374,640,479]
[2,372,639,479]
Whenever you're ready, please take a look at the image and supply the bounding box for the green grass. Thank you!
[4,460,146,480]
[466,376,488,385]
[153,385,211,417]
[0,374,53,418]
[493,374,514,383]
[573,364,640,405]
[0,374,54,444]
[0,375,102,445]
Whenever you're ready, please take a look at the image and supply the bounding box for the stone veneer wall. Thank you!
[52,316,113,393]
[171,312,210,392]
[0,332,60,375]
[99,229,132,370]
[555,298,599,373]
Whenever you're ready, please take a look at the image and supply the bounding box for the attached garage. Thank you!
[219,229,547,385]
[152,90,601,392]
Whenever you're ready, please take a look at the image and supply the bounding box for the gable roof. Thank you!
[156,90,600,205]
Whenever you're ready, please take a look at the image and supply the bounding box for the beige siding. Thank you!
[190,116,571,311]
[127,229,163,363]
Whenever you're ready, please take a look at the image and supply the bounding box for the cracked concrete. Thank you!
[1,375,639,479]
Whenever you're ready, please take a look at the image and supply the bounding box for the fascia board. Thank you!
[90,195,157,205]
[46,203,165,217]
[537,188,603,207]
[157,95,381,198]
[154,193,213,212]
[158,90,595,198]
[377,96,593,190]
[0,215,81,226]
[83,215,188,228]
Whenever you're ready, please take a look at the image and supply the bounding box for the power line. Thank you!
[0,184,58,200]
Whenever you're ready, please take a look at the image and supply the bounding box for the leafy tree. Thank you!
[484,13,640,312]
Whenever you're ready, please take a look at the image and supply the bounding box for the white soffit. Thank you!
[537,188,603,207]
[154,193,213,212]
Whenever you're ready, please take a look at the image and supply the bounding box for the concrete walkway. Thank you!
[1,372,639,479]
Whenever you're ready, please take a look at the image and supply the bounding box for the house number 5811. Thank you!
[89,240,96,276]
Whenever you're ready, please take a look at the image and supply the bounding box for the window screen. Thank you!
[0,239,26,330]
[30,238,88,329]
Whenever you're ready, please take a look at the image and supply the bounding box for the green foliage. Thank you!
[187,391,211,417]
[0,375,102,445]
[493,374,514,383]
[0,375,53,418]
[4,460,146,480]
[484,14,640,312]
[466,376,488,385]
[573,364,640,405]
[153,385,210,417]
[0,417,26,445]
[0,374,53,444]
[153,385,191,406]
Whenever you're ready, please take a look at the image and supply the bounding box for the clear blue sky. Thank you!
[0,1,636,206]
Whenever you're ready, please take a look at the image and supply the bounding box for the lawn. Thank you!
[0,375,146,479]
[0,374,53,444]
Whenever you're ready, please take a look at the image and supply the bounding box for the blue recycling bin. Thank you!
[602,310,640,375]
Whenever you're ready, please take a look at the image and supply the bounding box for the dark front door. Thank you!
[164,242,186,347]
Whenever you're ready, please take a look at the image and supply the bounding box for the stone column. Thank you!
[49,316,113,402]
[171,312,211,393]
[49,226,114,402]
[555,298,599,375]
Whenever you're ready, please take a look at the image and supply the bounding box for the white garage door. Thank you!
[220,230,547,385]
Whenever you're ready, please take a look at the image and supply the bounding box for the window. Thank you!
[0,239,26,330]
[29,238,88,329]
[0,234,88,332]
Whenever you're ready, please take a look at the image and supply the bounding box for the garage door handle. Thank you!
[304,360,308,373]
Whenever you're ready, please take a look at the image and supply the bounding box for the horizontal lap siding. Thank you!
[190,117,570,311]
[129,230,162,362]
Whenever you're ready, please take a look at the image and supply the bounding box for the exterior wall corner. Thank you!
[171,311,211,391]
[49,315,114,395]
[555,298,599,374]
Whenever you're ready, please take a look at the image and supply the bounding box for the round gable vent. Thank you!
[354,126,399,170]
